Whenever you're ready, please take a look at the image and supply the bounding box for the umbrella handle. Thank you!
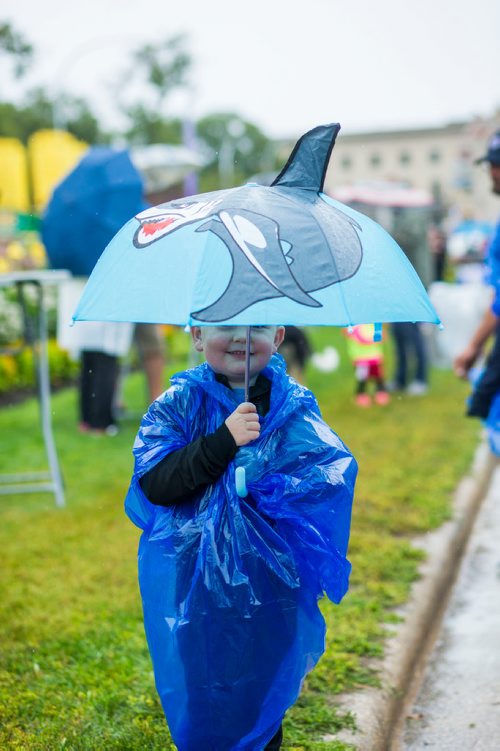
[235,466,248,498]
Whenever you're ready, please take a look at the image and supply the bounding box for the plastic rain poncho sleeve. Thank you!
[124,355,357,751]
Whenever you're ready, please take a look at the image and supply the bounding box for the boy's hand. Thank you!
[225,402,260,446]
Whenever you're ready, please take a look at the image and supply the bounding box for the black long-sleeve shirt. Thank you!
[139,373,271,506]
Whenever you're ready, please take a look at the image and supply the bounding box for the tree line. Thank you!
[0,22,281,191]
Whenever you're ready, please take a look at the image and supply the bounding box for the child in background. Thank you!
[344,323,390,407]
[125,324,357,750]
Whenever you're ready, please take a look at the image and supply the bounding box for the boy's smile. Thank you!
[191,325,285,389]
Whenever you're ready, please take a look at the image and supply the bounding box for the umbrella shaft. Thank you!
[245,326,251,403]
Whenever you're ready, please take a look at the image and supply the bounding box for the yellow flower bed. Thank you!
[0,339,78,394]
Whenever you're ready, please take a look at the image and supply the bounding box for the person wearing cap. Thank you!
[454,130,500,418]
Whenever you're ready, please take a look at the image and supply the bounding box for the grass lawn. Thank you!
[0,327,480,750]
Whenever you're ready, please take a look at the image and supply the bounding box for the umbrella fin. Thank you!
[271,123,341,192]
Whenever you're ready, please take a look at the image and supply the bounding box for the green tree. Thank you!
[0,87,107,144]
[196,113,277,191]
[51,90,107,144]
[0,21,33,77]
[123,105,182,146]
[133,35,190,109]
[118,35,192,145]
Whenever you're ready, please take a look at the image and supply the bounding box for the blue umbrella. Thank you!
[42,146,147,276]
[73,124,439,329]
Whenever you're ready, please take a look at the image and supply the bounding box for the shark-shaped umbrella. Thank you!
[73,122,440,403]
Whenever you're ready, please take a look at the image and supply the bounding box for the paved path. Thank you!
[400,465,500,750]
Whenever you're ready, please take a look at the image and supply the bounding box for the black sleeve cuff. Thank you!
[205,421,238,465]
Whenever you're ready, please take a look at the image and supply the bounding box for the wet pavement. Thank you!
[400,464,500,750]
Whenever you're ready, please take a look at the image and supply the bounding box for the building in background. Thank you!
[324,111,500,225]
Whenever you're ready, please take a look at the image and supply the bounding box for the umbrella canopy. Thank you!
[42,146,147,276]
[73,124,440,328]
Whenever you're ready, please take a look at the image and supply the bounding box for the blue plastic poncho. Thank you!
[485,392,500,455]
[125,355,357,751]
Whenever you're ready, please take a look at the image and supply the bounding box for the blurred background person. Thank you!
[446,213,491,285]
[454,131,500,419]
[43,147,143,434]
[390,322,428,395]
[344,324,390,407]
[388,208,432,395]
[278,325,312,384]
[427,224,448,282]
[132,323,166,402]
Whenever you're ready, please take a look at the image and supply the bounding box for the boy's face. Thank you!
[191,325,285,388]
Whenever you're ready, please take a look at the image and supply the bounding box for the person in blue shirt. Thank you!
[454,131,500,418]
[124,324,357,750]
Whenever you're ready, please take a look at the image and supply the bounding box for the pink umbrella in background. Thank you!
[330,180,433,208]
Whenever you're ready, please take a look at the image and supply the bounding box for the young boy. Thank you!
[125,325,357,751]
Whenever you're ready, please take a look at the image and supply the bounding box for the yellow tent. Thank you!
[0,138,30,212]
[28,129,87,213]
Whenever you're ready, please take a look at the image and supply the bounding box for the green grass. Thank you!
[0,328,480,750]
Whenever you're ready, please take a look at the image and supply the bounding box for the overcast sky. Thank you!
[2,0,499,140]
